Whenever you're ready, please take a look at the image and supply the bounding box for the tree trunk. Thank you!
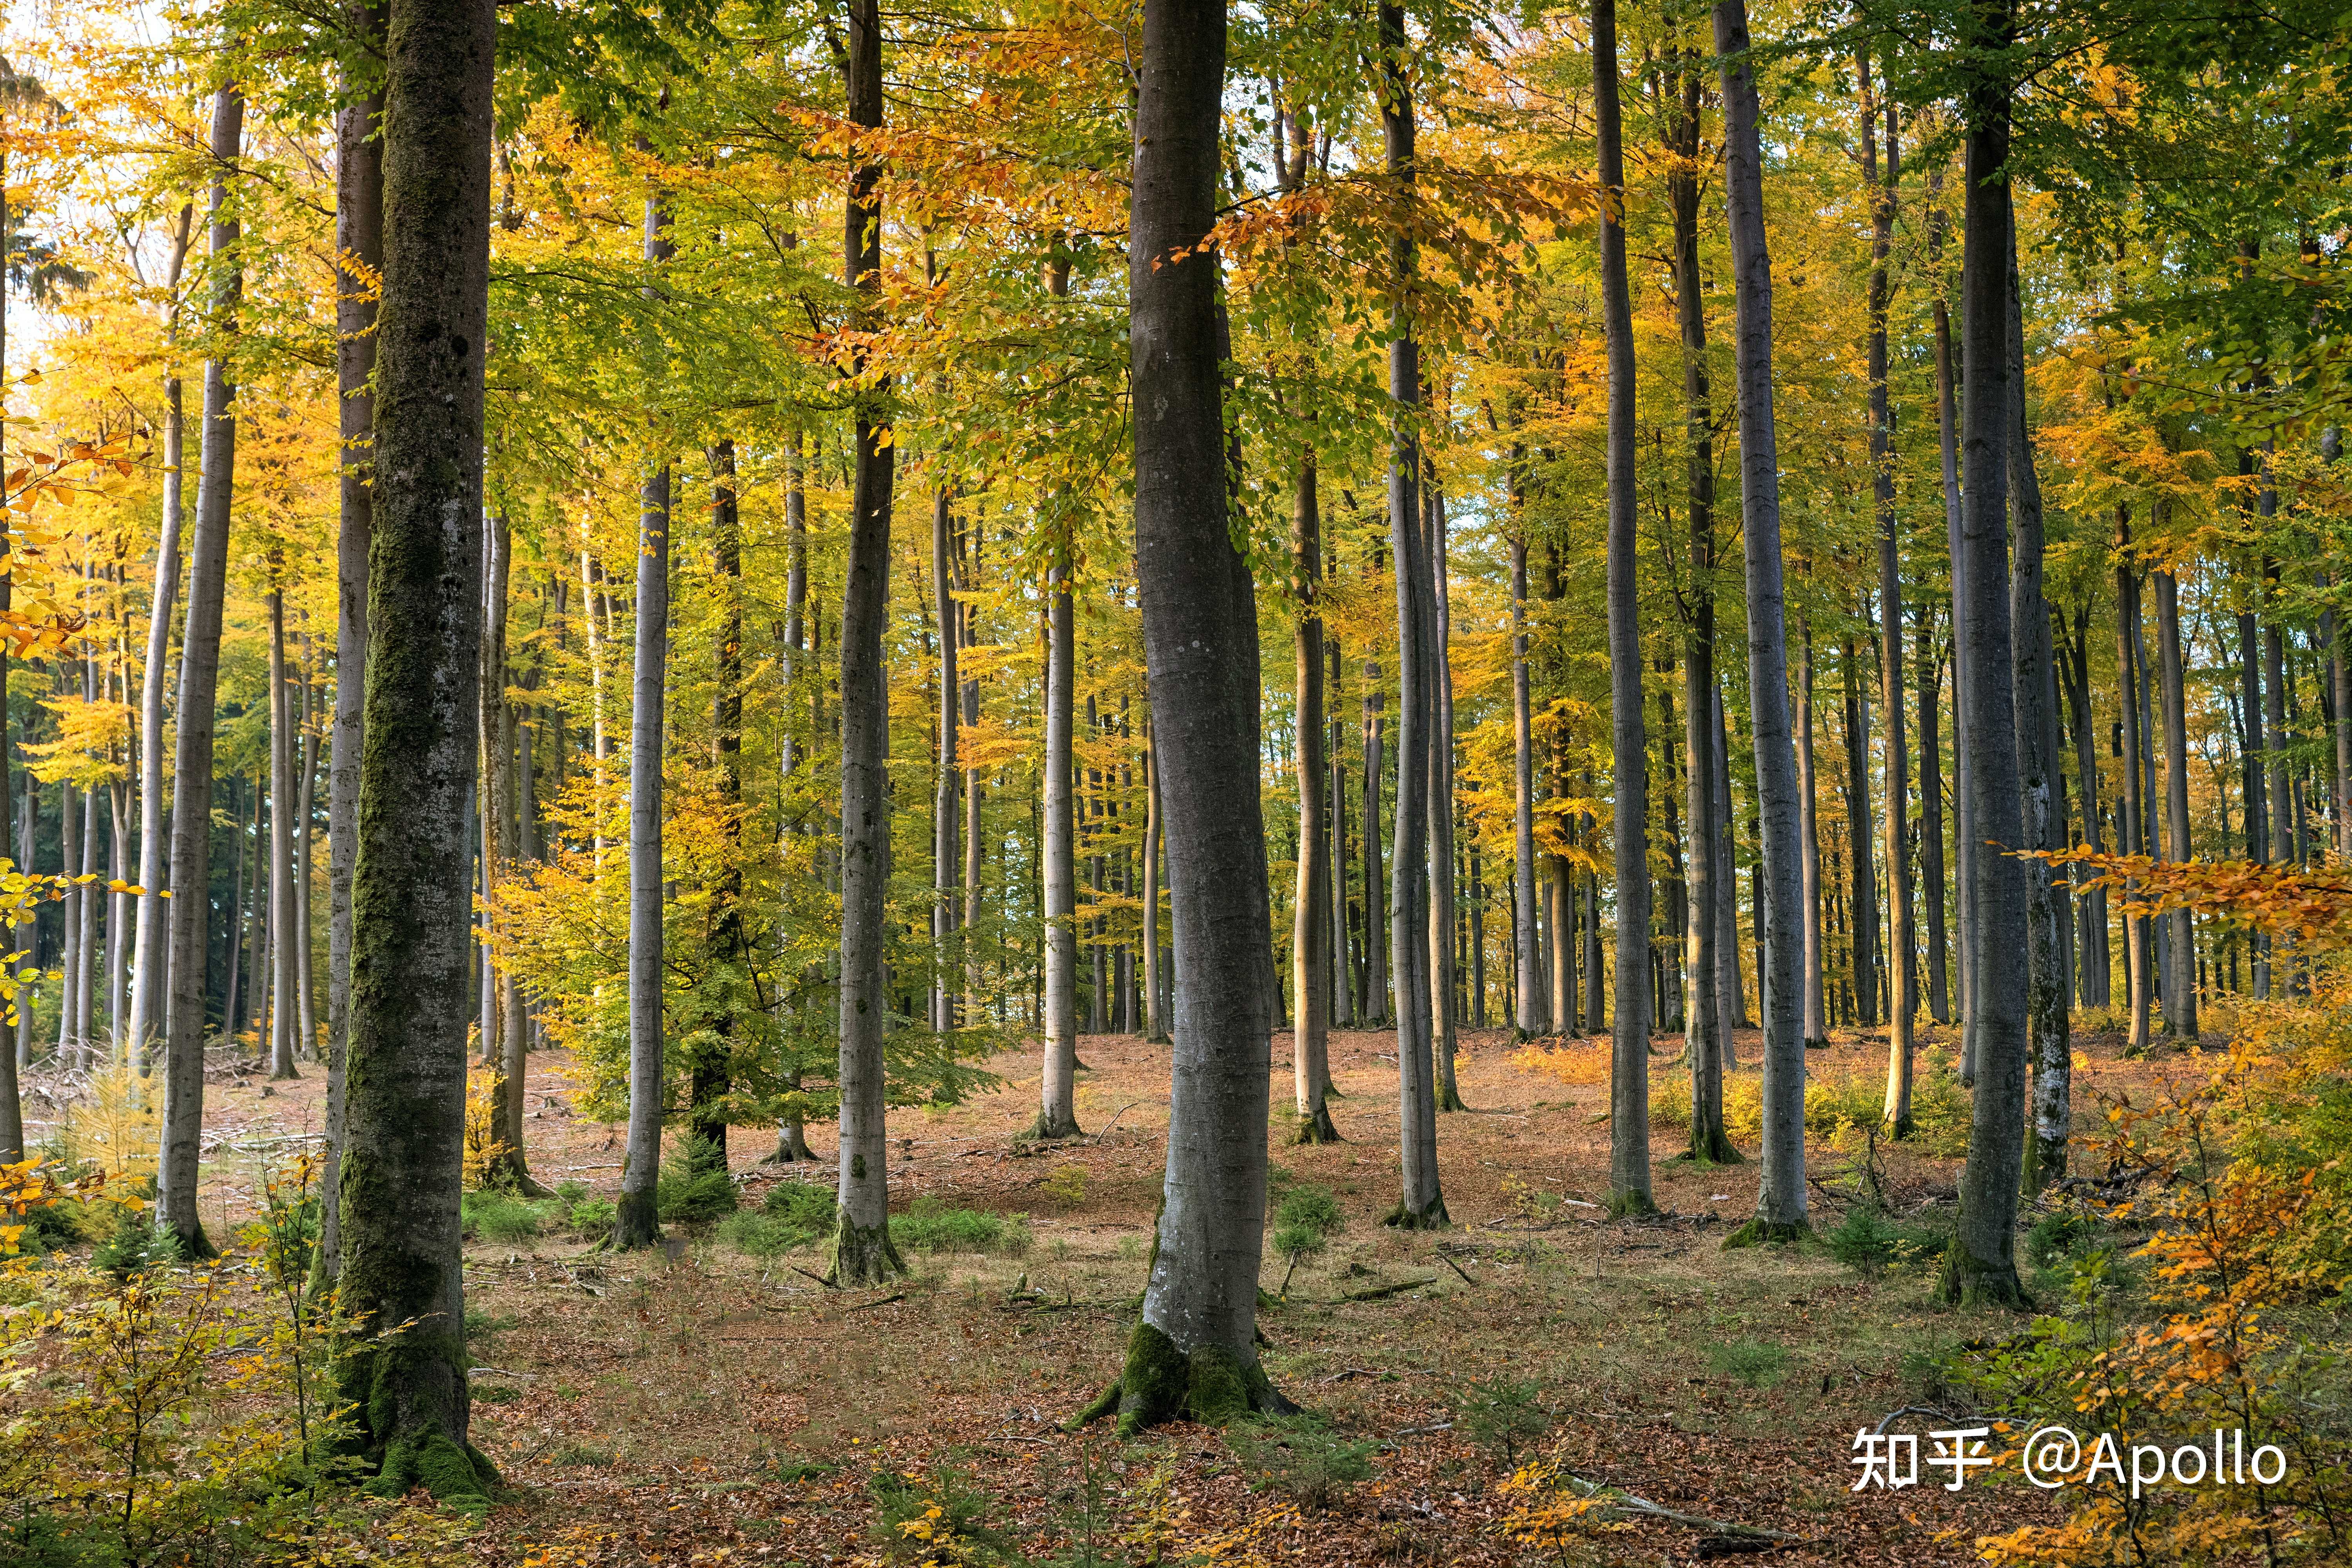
[1595,0,1652,1215]
[1798,621,1826,1045]
[1380,4,1445,1230]
[832,0,906,1285]
[1143,719,1167,1043]
[334,0,498,1496]
[296,669,318,1059]
[2154,570,2197,1040]
[769,431,818,1163]
[1943,46,2031,1306]
[1862,67,1916,1129]
[268,585,299,1079]
[1917,608,1950,1025]
[1509,515,1545,1037]
[157,82,245,1258]
[698,440,745,1170]
[1038,559,1081,1137]
[2004,245,2068,1191]
[2116,530,2151,1054]
[1841,639,1878,1028]
[1362,659,1386,1024]
[56,779,80,1066]
[1292,450,1337,1142]
[1427,480,1465,1112]
[1097,0,1287,1430]
[1327,638,1352,1029]
[932,489,959,1034]
[1714,0,1805,1241]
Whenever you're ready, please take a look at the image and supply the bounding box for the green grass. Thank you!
[1708,1339,1790,1389]
[894,1198,1031,1257]
[461,1190,554,1242]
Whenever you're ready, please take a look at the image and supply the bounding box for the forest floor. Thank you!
[100,1016,2185,1567]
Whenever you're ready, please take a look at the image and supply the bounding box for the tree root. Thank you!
[1723,1216,1811,1249]
[1290,1105,1342,1145]
[1068,1321,1296,1437]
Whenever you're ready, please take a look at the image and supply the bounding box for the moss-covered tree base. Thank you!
[341,1338,500,1510]
[761,1121,822,1163]
[829,1214,907,1287]
[608,1190,661,1251]
[1290,1105,1341,1145]
[1606,1187,1657,1219]
[1070,1321,1296,1437]
[1435,1082,1469,1113]
[1723,1216,1811,1249]
[1382,1195,1450,1230]
[1022,1111,1084,1142]
[1684,1124,1743,1165]
[1938,1242,2031,1309]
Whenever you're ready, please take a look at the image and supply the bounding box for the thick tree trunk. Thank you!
[832,0,906,1285]
[1943,55,2031,1306]
[1292,452,1337,1142]
[2004,249,2068,1191]
[157,82,244,1258]
[1380,5,1445,1229]
[1715,0,1805,1240]
[613,185,674,1250]
[1038,561,1082,1137]
[2154,570,2197,1038]
[335,0,498,1496]
[268,586,299,1078]
[1596,0,1652,1216]
[1097,0,1288,1430]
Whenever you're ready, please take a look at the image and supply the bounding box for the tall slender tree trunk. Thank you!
[1380,4,1445,1230]
[1427,480,1465,1111]
[613,184,673,1250]
[1292,450,1337,1141]
[1943,33,2031,1305]
[1798,621,1826,1045]
[1917,608,1950,1025]
[157,81,245,1258]
[334,0,498,1495]
[695,441,745,1173]
[1038,559,1081,1137]
[1841,639,1878,1027]
[267,586,299,1078]
[1934,185,1979,1074]
[1327,639,1352,1030]
[833,0,906,1284]
[2116,531,2152,1054]
[295,670,318,1058]
[932,490,959,1034]
[769,432,819,1163]
[1093,0,1287,1428]
[1510,519,1544,1038]
[56,779,80,1066]
[2005,247,2068,1190]
[1861,66,1916,1129]
[1362,661,1386,1024]
[1715,0,1805,1240]
[2154,569,2197,1039]
[1595,0,1652,1215]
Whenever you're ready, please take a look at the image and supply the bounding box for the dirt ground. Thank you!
[34,1017,2140,1566]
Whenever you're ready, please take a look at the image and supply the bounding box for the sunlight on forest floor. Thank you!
[154,1018,2184,1566]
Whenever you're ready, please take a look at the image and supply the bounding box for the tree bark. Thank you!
[932,489,959,1034]
[1715,0,1805,1241]
[2116,528,2151,1054]
[1917,609,1950,1025]
[157,82,244,1258]
[335,0,498,1495]
[1380,3,1445,1230]
[1841,639,1878,1028]
[1361,659,1386,1024]
[832,0,906,1285]
[1099,0,1287,1430]
[1509,502,1545,1037]
[1292,450,1336,1142]
[268,584,299,1078]
[2154,569,2197,1039]
[1597,0,1652,1216]
[1038,561,1080,1134]
[1426,479,1464,1112]
[1943,49,2031,1306]
[1798,620,1825,1045]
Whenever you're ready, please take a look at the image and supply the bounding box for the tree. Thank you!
[334,0,500,1499]
[832,0,906,1286]
[156,78,243,1261]
[1086,0,1288,1432]
[1037,550,1081,1140]
[1597,0,1651,1218]
[1714,0,1806,1245]
[1292,443,1338,1143]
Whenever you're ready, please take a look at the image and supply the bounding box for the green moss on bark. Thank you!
[1382,1195,1450,1230]
[829,1211,906,1286]
[1091,1321,1294,1437]
[1290,1107,1341,1145]
[1723,1216,1812,1249]
[1938,1239,2031,1309]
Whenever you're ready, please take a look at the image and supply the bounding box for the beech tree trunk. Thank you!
[1917,610,1949,1025]
[1510,518,1545,1038]
[1292,451,1336,1142]
[1381,3,1445,1230]
[614,185,673,1251]
[2154,570,2198,1040]
[2116,533,2152,1052]
[1596,0,1652,1216]
[1798,621,1825,1045]
[157,81,244,1259]
[1426,481,1464,1112]
[1841,640,1878,1028]
[268,585,299,1078]
[932,490,958,1034]
[1362,660,1386,1024]
[1715,0,1805,1240]
[1944,40,2031,1305]
[832,0,906,1285]
[335,0,498,1495]
[1038,558,1081,1138]
[1099,0,1287,1430]
[699,440,744,1169]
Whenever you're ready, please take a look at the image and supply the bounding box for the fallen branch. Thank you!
[1560,1472,1798,1543]
[1330,1276,1438,1303]
[1390,1421,1454,1438]
[1434,1251,1476,1286]
[789,1265,840,1291]
[1871,1404,1957,1435]
[849,1292,907,1311]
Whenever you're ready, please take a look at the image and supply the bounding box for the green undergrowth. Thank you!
[719,1183,1031,1260]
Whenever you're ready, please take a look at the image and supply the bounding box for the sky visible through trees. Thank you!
[0,0,2349,1562]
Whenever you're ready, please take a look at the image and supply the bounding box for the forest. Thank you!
[0,0,2347,1562]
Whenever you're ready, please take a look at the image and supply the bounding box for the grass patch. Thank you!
[462,1189,554,1242]
[894,1198,1031,1257]
[1708,1339,1789,1389]
[1224,1414,1377,1509]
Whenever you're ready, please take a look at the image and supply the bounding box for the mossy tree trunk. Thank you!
[832,0,906,1287]
[336,0,499,1500]
[158,80,244,1260]
[1102,0,1288,1432]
